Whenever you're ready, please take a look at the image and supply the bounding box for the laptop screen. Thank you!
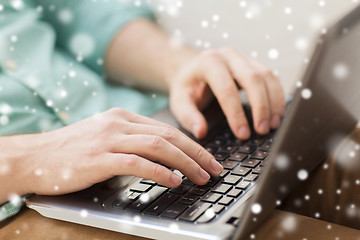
[233,4,360,240]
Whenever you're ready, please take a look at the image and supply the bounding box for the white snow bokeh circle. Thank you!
[301,88,312,99]
[268,48,279,60]
[251,203,262,214]
[69,33,95,58]
[333,63,349,80]
[281,215,297,232]
[58,8,73,24]
[275,153,290,170]
[297,169,308,181]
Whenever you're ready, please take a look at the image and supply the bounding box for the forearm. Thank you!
[0,135,39,204]
[104,18,198,92]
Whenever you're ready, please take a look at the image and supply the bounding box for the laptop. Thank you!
[26,4,360,240]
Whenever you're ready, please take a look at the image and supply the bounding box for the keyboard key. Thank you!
[232,166,251,176]
[228,188,243,198]
[258,142,271,151]
[218,130,235,140]
[212,204,225,214]
[221,160,239,170]
[221,145,238,153]
[182,178,195,186]
[127,186,167,212]
[241,159,260,168]
[220,169,230,178]
[236,181,251,190]
[211,139,227,146]
[169,184,191,195]
[201,193,222,203]
[112,197,134,210]
[130,183,152,192]
[222,174,242,185]
[234,139,248,146]
[219,196,234,205]
[212,183,232,194]
[214,152,229,161]
[180,193,199,204]
[252,165,264,174]
[189,185,210,196]
[197,208,217,223]
[237,144,256,154]
[143,193,179,216]
[205,145,218,155]
[244,173,258,182]
[127,192,141,200]
[250,150,268,160]
[205,176,221,187]
[179,202,211,222]
[140,179,156,185]
[228,152,247,162]
[250,137,264,146]
[173,169,184,178]
[112,190,142,209]
[161,202,188,219]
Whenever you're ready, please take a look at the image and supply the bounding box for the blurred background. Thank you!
[151,0,359,95]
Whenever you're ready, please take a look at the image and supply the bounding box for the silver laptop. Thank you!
[26,5,360,240]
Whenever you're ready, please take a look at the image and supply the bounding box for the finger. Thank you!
[248,59,286,129]
[219,49,271,135]
[170,89,208,139]
[107,153,182,188]
[112,134,211,185]
[125,122,223,176]
[198,51,251,140]
[105,108,170,128]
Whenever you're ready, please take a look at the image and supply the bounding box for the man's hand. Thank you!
[105,20,285,140]
[169,48,286,140]
[3,108,223,200]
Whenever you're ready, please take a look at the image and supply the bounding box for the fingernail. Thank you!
[270,115,281,129]
[238,126,251,139]
[259,120,270,134]
[211,159,223,174]
[199,168,210,182]
[171,173,182,186]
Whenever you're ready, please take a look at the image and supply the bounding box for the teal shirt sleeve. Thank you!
[32,0,156,74]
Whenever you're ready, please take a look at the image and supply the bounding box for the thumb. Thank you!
[170,93,208,139]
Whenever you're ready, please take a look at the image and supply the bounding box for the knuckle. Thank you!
[219,47,236,55]
[148,135,164,149]
[101,118,118,130]
[107,107,127,116]
[249,72,264,84]
[195,145,205,160]
[200,49,220,60]
[151,164,164,180]
[161,127,176,141]
[258,104,271,117]
[197,50,220,69]
[123,155,138,169]
[221,81,237,95]
[261,69,274,78]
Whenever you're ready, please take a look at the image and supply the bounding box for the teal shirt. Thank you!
[0,0,168,136]
[0,0,167,220]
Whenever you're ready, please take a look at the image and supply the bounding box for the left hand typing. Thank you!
[168,47,286,140]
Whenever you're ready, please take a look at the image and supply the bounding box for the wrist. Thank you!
[163,45,198,89]
[0,133,45,203]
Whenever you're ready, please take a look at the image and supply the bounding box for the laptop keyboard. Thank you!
[110,125,274,224]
